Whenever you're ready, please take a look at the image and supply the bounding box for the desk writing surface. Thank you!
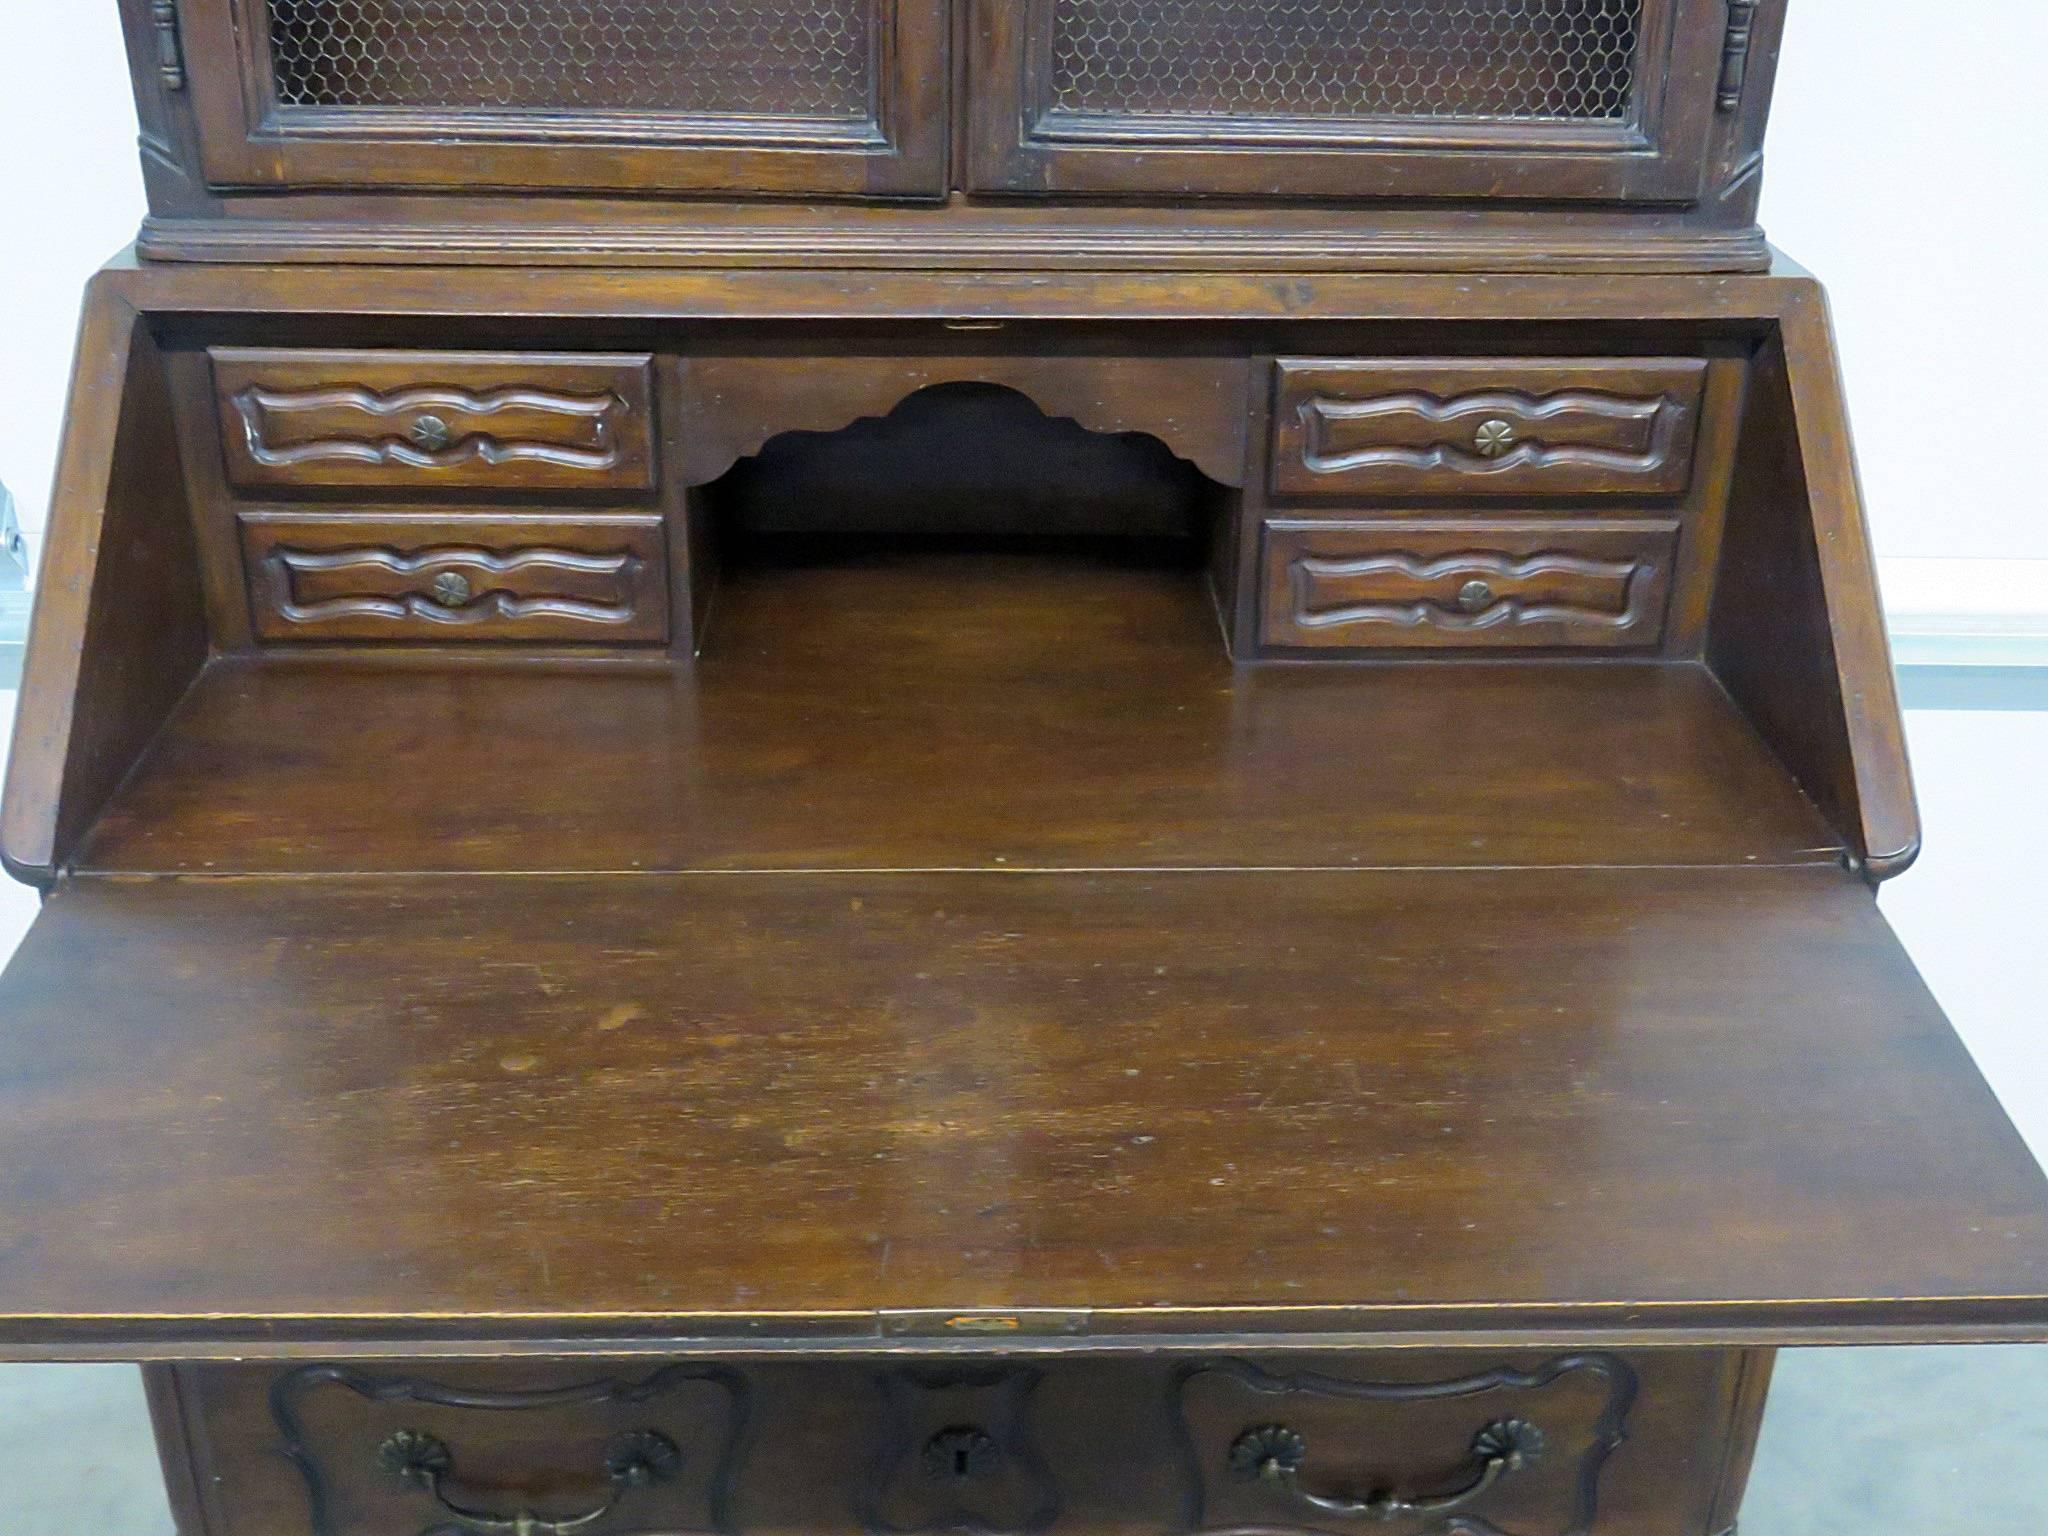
[0,865,2042,1357]
[72,557,1843,877]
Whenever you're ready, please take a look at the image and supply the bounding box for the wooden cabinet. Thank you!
[6,11,2038,1536]
[967,0,1731,200]
[174,0,952,195]
[127,0,1784,265]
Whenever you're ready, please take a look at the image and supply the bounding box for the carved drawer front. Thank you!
[1271,360,1707,499]
[860,1366,1060,1535]
[1173,1355,1639,1536]
[239,511,670,644]
[155,1350,1757,1536]
[211,349,656,494]
[1260,521,1678,652]
[258,1361,746,1536]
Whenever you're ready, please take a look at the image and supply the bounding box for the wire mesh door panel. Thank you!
[968,0,1725,202]
[180,0,951,196]
[1046,0,1645,123]
[260,0,879,119]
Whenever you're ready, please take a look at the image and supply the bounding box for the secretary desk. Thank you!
[4,3,2046,1534]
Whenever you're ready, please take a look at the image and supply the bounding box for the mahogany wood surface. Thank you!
[73,554,1842,876]
[0,863,2041,1358]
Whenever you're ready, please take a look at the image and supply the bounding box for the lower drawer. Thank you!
[1259,520,1678,653]
[238,511,671,646]
[150,1348,1767,1536]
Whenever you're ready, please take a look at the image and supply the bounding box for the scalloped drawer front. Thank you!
[211,349,657,494]
[239,511,670,645]
[1261,520,1678,652]
[1272,359,1707,499]
[154,1349,1760,1536]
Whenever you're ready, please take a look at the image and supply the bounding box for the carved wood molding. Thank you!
[1258,523,1678,653]
[137,214,1775,274]
[857,1366,1060,1536]
[151,0,186,89]
[1272,361,1706,499]
[676,356,1250,488]
[260,544,646,629]
[228,382,630,474]
[1718,1,1762,111]
[238,512,670,645]
[209,350,657,492]
[1289,550,1654,634]
[1295,390,1688,483]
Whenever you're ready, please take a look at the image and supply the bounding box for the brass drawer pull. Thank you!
[1473,418,1518,458]
[1229,1417,1543,1522]
[379,1426,680,1536]
[407,413,455,453]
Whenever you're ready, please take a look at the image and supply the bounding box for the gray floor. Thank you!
[0,1348,2046,1532]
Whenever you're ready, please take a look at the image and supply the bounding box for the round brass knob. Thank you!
[1457,579,1495,613]
[1473,419,1517,458]
[408,413,453,452]
[431,571,473,606]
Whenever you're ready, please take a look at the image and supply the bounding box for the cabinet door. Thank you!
[968,0,1728,201]
[179,0,948,197]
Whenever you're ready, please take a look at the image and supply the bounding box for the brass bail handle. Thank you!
[380,1427,682,1536]
[1229,1417,1544,1523]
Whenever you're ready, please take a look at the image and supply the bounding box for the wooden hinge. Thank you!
[1717,0,1760,111]
[152,0,187,91]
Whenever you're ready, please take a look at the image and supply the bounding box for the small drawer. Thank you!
[256,1361,741,1536]
[1260,519,1677,652]
[1271,358,1707,499]
[239,511,670,645]
[211,349,656,494]
[1175,1355,1635,1536]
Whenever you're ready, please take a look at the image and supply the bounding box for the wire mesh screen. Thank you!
[263,0,877,117]
[1047,0,1645,122]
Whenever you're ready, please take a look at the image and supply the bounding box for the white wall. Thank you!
[0,4,146,535]
[1762,1,2048,563]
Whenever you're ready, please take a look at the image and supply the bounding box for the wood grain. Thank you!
[0,865,2042,1355]
[74,554,1841,875]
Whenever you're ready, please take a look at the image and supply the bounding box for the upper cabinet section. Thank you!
[968,0,1733,199]
[126,0,1785,266]
[175,0,951,195]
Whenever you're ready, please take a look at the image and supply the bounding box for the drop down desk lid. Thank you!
[1,862,2044,1361]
